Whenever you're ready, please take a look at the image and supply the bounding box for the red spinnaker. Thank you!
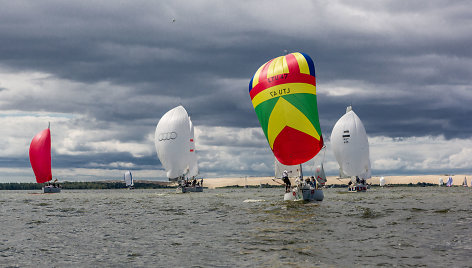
[29,128,52,183]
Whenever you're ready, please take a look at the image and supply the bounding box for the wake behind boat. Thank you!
[29,123,61,193]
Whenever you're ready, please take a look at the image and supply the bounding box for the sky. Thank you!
[0,0,471,182]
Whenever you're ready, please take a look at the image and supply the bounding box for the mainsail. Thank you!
[330,106,371,179]
[274,158,300,179]
[29,127,52,183]
[124,170,133,187]
[315,164,327,186]
[249,52,323,166]
[155,105,195,181]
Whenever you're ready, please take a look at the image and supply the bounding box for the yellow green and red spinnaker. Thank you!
[249,52,323,165]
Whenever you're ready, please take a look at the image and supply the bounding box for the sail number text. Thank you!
[267,74,288,83]
[269,88,290,97]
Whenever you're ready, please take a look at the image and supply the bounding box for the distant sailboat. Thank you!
[29,123,60,193]
[331,106,371,192]
[462,176,468,187]
[154,105,202,193]
[446,176,453,187]
[124,170,134,189]
[315,163,327,187]
[379,177,386,187]
[439,178,444,186]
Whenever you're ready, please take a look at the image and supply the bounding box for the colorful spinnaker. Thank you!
[249,52,323,165]
[29,127,52,183]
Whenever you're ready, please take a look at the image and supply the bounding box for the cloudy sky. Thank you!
[0,0,471,182]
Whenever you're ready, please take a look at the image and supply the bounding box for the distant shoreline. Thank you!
[1,174,470,190]
[202,174,471,189]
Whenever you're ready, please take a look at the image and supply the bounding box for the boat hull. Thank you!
[284,187,323,201]
[178,186,203,193]
[348,184,367,192]
[43,186,61,193]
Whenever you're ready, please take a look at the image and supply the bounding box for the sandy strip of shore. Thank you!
[202,174,472,189]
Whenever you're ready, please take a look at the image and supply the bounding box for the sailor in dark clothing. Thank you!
[282,170,291,192]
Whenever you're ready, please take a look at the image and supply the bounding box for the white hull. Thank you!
[284,187,323,201]
[43,186,61,193]
[178,186,203,193]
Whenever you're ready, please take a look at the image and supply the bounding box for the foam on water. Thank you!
[243,199,265,203]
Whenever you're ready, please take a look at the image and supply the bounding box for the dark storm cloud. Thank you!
[0,0,471,178]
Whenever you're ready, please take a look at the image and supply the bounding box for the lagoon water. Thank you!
[1,187,471,267]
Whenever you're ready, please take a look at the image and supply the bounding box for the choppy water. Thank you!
[1,187,471,267]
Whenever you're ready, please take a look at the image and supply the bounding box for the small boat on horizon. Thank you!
[124,170,134,189]
[446,176,453,187]
[462,176,468,187]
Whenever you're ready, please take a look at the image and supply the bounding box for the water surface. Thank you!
[1,187,471,267]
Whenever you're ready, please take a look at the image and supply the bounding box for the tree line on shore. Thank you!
[0,181,174,190]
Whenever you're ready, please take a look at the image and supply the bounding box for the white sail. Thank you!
[439,177,444,186]
[274,158,300,179]
[330,106,371,179]
[379,176,386,186]
[155,106,191,180]
[187,117,199,178]
[315,164,327,185]
[124,170,133,186]
[462,177,468,187]
[446,176,453,187]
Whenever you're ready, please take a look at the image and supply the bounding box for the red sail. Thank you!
[29,128,52,183]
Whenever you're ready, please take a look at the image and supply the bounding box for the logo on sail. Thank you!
[158,132,177,141]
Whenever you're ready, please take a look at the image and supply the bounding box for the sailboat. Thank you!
[331,106,371,192]
[154,105,202,193]
[29,123,60,193]
[438,177,444,186]
[462,176,468,187]
[124,170,134,189]
[379,176,386,187]
[249,52,324,201]
[446,176,453,187]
